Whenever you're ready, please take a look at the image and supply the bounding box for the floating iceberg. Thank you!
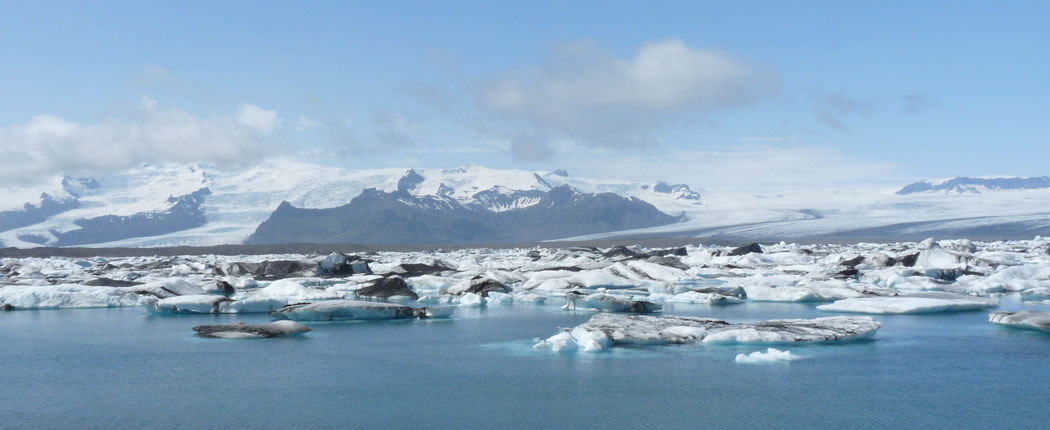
[667,291,744,305]
[457,292,486,307]
[192,320,312,339]
[124,279,206,299]
[735,348,799,364]
[563,293,661,313]
[533,313,880,352]
[271,300,451,321]
[1020,287,1050,303]
[989,311,1050,332]
[0,284,149,309]
[149,295,233,314]
[817,292,998,314]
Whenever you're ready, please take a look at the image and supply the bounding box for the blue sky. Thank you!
[1,1,1048,190]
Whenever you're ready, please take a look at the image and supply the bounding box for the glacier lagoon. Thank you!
[3,296,1049,429]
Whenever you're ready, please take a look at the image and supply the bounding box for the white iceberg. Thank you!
[0,284,149,309]
[989,310,1050,332]
[817,292,998,314]
[533,313,880,352]
[457,292,486,307]
[735,348,799,364]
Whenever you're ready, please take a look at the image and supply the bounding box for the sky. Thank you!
[1,0,1048,191]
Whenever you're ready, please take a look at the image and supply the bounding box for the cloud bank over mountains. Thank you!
[0,97,283,184]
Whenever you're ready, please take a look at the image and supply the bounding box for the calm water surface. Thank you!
[2,297,1049,429]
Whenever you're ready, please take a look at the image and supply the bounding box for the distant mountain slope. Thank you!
[245,185,679,245]
[0,161,700,247]
[897,176,1050,195]
[53,188,210,246]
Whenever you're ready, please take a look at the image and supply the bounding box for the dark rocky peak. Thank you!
[653,181,702,203]
[61,176,100,198]
[397,169,425,193]
[437,183,455,196]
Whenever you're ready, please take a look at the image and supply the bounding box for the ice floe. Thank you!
[817,292,998,314]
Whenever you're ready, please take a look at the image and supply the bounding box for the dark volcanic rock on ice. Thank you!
[355,276,418,299]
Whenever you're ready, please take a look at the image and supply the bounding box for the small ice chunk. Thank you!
[457,292,486,307]
[735,348,799,364]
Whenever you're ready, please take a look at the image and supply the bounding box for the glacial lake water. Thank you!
[3,296,1050,429]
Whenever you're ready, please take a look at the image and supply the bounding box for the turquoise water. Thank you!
[2,297,1050,429]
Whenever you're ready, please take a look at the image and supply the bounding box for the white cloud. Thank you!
[236,104,281,134]
[480,40,776,153]
[0,97,284,185]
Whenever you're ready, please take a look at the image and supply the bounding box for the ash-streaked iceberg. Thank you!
[270,300,452,321]
[563,293,662,313]
[192,320,312,339]
[533,313,881,353]
[989,310,1050,333]
[148,294,233,314]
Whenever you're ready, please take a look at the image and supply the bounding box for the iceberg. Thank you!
[735,348,799,364]
[817,292,998,314]
[457,292,486,307]
[192,320,312,339]
[533,313,880,352]
[149,295,233,314]
[122,279,206,299]
[271,300,450,321]
[989,310,1050,332]
[0,284,148,309]
[563,293,661,313]
[668,291,744,305]
[1021,287,1050,303]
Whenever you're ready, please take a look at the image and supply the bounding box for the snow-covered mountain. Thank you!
[0,161,701,247]
[4,163,1050,247]
[897,176,1050,195]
